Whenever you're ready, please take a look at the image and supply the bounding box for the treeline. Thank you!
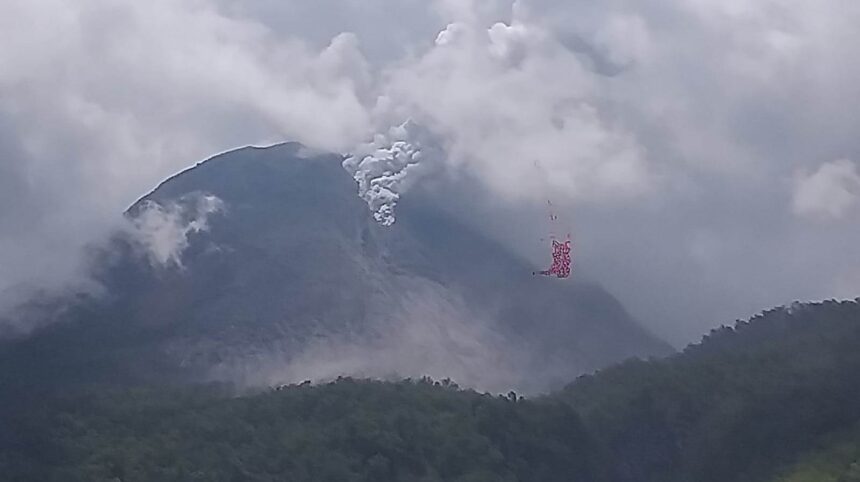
[559,299,860,482]
[2,299,859,482]
[1,378,601,482]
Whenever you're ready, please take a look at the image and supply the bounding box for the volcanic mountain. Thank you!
[0,143,671,393]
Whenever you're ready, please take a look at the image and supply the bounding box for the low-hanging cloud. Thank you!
[205,277,547,394]
[1,0,860,346]
[794,159,860,220]
[0,0,376,317]
[125,193,225,269]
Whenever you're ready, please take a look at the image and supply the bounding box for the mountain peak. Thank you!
[2,143,671,394]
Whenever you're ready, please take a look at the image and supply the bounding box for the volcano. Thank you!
[0,142,671,393]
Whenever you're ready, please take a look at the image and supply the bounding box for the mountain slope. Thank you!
[0,142,670,393]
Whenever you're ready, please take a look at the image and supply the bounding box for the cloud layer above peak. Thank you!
[1,0,859,344]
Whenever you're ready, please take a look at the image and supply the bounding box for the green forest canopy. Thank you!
[2,299,859,482]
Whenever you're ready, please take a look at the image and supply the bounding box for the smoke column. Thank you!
[343,121,442,226]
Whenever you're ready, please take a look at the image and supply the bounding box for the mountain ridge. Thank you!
[1,142,671,394]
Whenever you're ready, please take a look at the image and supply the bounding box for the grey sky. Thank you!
[1,0,859,345]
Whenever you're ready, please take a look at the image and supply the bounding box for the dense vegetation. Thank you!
[1,299,859,481]
[561,299,860,482]
[0,379,602,482]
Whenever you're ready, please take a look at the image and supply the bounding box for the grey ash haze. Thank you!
[2,0,860,347]
[0,143,671,394]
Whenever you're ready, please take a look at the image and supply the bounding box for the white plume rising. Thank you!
[343,121,438,226]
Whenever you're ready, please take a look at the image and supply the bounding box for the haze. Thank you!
[2,0,859,346]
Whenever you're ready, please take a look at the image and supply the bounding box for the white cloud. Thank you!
[1,0,860,344]
[378,16,654,207]
[0,0,376,313]
[794,159,860,220]
[125,194,225,268]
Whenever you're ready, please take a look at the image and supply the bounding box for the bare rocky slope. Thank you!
[0,142,671,393]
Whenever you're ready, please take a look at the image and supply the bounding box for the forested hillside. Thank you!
[1,299,858,482]
[560,299,860,482]
[1,379,602,482]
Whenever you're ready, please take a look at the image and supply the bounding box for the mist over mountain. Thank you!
[0,143,670,394]
[3,2,860,481]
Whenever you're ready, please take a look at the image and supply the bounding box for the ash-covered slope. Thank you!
[1,143,670,393]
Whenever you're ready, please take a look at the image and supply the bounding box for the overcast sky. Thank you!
[2,0,859,345]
